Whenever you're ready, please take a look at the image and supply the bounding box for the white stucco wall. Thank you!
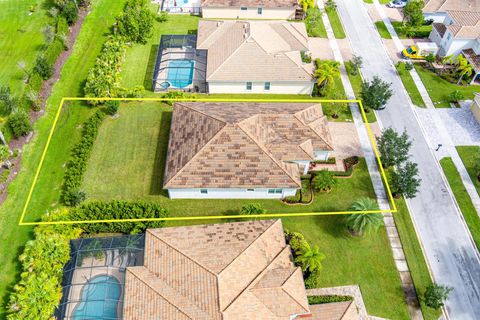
[202,7,296,19]
[443,37,474,56]
[207,81,314,94]
[423,12,448,23]
[167,188,298,199]
[428,27,443,46]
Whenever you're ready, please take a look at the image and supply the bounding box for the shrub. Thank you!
[28,72,44,93]
[162,91,186,105]
[33,55,54,80]
[304,270,321,289]
[312,170,337,192]
[0,169,10,183]
[69,200,169,234]
[308,295,353,304]
[0,145,9,162]
[0,86,19,116]
[305,8,324,37]
[301,51,312,64]
[105,100,120,115]
[448,90,464,103]
[7,209,82,320]
[115,0,155,44]
[405,61,414,71]
[286,231,308,253]
[424,284,452,309]
[240,203,266,215]
[61,0,79,25]
[157,11,168,22]
[56,16,69,35]
[8,111,32,138]
[63,189,86,206]
[61,110,105,204]
[25,89,41,111]
[44,38,65,65]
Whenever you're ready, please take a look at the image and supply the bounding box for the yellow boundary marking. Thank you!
[19,97,397,226]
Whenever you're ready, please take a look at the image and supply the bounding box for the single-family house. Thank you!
[471,93,480,123]
[197,19,314,95]
[163,102,334,199]
[122,219,360,319]
[201,0,301,19]
[429,10,480,56]
[423,0,480,23]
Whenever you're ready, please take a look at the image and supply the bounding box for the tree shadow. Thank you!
[143,45,159,92]
[149,111,172,196]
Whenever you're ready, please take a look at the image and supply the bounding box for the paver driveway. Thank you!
[334,0,480,318]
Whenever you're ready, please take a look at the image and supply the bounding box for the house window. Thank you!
[257,7,263,14]
[446,33,451,41]
[247,188,254,191]
[264,82,271,91]
[240,6,247,10]
[268,189,282,194]
[200,189,208,194]
[246,82,252,90]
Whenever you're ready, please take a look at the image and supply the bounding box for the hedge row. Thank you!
[61,110,106,205]
[7,210,82,319]
[69,200,169,234]
[307,295,353,305]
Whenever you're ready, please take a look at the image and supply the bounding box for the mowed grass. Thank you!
[120,9,200,89]
[345,62,377,123]
[325,7,346,39]
[440,157,480,250]
[395,62,426,108]
[0,0,49,95]
[375,20,392,39]
[0,0,127,315]
[414,64,478,108]
[456,146,480,196]
[77,101,408,318]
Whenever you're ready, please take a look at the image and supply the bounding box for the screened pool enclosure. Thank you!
[152,34,207,92]
[56,235,145,320]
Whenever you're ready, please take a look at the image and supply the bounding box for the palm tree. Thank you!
[314,60,340,94]
[455,54,473,85]
[345,197,383,236]
[439,54,453,75]
[295,242,326,274]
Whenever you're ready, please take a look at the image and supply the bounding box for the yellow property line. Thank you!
[19,97,397,226]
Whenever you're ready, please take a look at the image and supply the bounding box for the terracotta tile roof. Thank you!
[446,10,480,38]
[423,0,480,13]
[433,22,447,37]
[197,20,312,81]
[201,0,299,8]
[123,220,311,319]
[463,48,480,72]
[163,102,334,189]
[309,301,358,320]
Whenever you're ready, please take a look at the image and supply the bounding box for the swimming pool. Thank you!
[167,59,194,89]
[73,275,121,320]
[165,0,195,8]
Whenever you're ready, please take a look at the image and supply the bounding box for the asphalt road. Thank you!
[334,0,480,318]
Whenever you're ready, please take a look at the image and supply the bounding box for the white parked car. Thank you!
[387,0,407,8]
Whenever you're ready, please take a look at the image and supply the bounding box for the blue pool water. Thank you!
[167,59,194,88]
[73,275,121,320]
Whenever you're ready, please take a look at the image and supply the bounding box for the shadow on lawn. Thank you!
[143,45,159,92]
[149,111,172,196]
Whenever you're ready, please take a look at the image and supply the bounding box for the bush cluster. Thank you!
[69,200,169,234]
[61,110,106,205]
[115,0,155,44]
[7,209,82,319]
[307,295,353,305]
[7,111,33,138]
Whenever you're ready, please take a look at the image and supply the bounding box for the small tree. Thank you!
[377,128,412,168]
[345,198,383,236]
[314,59,340,95]
[390,161,421,198]
[312,170,337,192]
[425,53,436,69]
[105,100,120,115]
[403,0,425,27]
[349,55,363,76]
[455,54,473,85]
[33,56,54,80]
[448,90,464,104]
[361,76,393,111]
[240,203,266,215]
[0,86,19,116]
[330,92,346,119]
[294,242,326,274]
[7,111,33,138]
[424,284,452,310]
[115,0,155,44]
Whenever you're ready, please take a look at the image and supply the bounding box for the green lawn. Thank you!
[325,7,346,39]
[395,62,426,108]
[345,62,377,123]
[393,198,442,319]
[414,64,479,108]
[456,146,480,196]
[391,22,432,39]
[375,21,392,39]
[120,9,200,89]
[0,0,50,96]
[305,7,328,38]
[440,157,480,250]
[0,0,128,315]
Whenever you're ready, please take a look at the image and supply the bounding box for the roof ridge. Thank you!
[280,267,310,312]
[126,268,194,320]
[298,139,314,160]
[237,119,302,187]
[283,50,313,77]
[163,105,227,188]
[306,116,335,150]
[280,21,309,48]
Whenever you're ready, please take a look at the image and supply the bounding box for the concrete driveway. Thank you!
[335,0,480,318]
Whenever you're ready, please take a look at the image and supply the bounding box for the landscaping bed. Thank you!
[391,22,432,39]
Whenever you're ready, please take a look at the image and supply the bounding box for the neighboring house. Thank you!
[471,93,480,123]
[197,19,314,94]
[201,0,301,19]
[423,0,480,23]
[429,10,480,56]
[163,102,334,199]
[122,219,360,319]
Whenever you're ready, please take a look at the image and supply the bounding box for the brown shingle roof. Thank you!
[197,20,312,82]
[123,220,311,320]
[163,102,334,189]
[423,0,480,13]
[201,0,299,8]
[433,22,447,37]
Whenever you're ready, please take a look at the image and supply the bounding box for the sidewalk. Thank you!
[318,2,423,319]
[371,0,480,217]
